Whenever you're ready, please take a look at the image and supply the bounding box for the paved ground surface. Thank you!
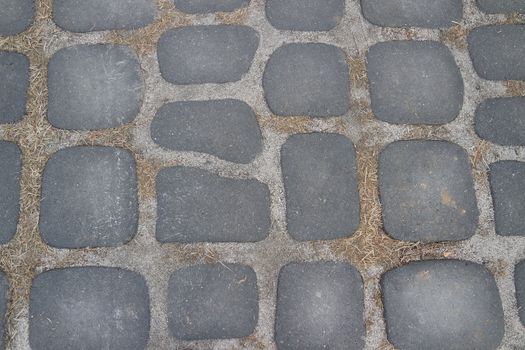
[0,0,525,349]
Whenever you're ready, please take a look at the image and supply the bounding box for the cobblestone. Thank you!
[0,141,21,244]
[361,0,462,28]
[0,0,33,36]
[29,267,149,350]
[476,97,525,146]
[367,40,463,124]
[476,0,525,14]
[53,0,157,32]
[379,140,478,242]
[173,0,250,14]
[281,133,359,240]
[263,43,349,117]
[156,167,270,243]
[151,99,262,163]
[265,0,345,31]
[515,260,525,325]
[0,51,29,124]
[382,260,505,350]
[157,25,259,84]
[40,146,138,248]
[275,262,364,350]
[168,264,258,340]
[0,273,7,350]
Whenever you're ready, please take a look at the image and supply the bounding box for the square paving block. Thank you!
[281,133,360,240]
[367,40,463,124]
[173,0,250,13]
[275,262,364,350]
[379,140,478,242]
[168,264,258,340]
[40,146,138,248]
[0,0,34,36]
[382,260,504,350]
[477,0,525,14]
[0,141,21,244]
[0,273,8,349]
[0,51,29,123]
[475,97,525,146]
[515,260,525,325]
[265,0,344,31]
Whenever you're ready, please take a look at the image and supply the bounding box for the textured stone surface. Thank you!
[515,260,525,325]
[53,0,157,32]
[275,262,364,350]
[379,140,478,242]
[475,97,525,146]
[158,25,259,84]
[382,260,505,350]
[468,25,525,80]
[265,0,344,31]
[489,161,525,236]
[0,0,33,36]
[174,0,250,13]
[361,0,462,28]
[29,267,149,350]
[367,40,463,124]
[156,167,270,243]
[0,273,8,350]
[0,51,29,123]
[0,141,21,244]
[151,99,262,163]
[263,43,349,117]
[477,0,525,13]
[40,147,138,248]
[168,264,258,340]
[281,133,359,240]
[48,44,142,130]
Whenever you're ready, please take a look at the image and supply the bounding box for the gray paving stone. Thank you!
[477,0,525,14]
[40,146,138,248]
[367,40,463,124]
[48,44,143,130]
[0,51,29,123]
[382,260,504,350]
[515,260,525,325]
[275,262,364,350]
[173,0,250,13]
[0,141,21,244]
[29,267,149,350]
[263,43,349,117]
[158,25,259,84]
[468,25,525,80]
[53,0,157,32]
[489,161,525,236]
[265,0,345,31]
[168,264,258,340]
[281,133,359,241]
[0,0,34,36]
[156,167,270,243]
[151,99,262,163]
[379,140,478,242]
[361,0,462,28]
[475,97,525,146]
[0,273,8,349]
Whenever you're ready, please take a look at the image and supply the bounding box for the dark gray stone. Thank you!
[265,0,344,31]
[156,167,270,243]
[53,0,157,32]
[379,140,478,242]
[489,161,525,236]
[515,260,525,325]
[275,262,364,350]
[477,0,525,14]
[40,146,138,248]
[382,260,504,350]
[0,141,21,244]
[0,0,34,36]
[168,264,258,340]
[48,44,143,130]
[475,97,525,146]
[0,51,29,123]
[29,267,149,350]
[281,133,359,241]
[361,0,462,28]
[0,273,8,349]
[158,25,259,84]
[174,0,250,13]
[367,40,463,124]
[263,43,349,117]
[151,99,262,163]
[468,25,525,80]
